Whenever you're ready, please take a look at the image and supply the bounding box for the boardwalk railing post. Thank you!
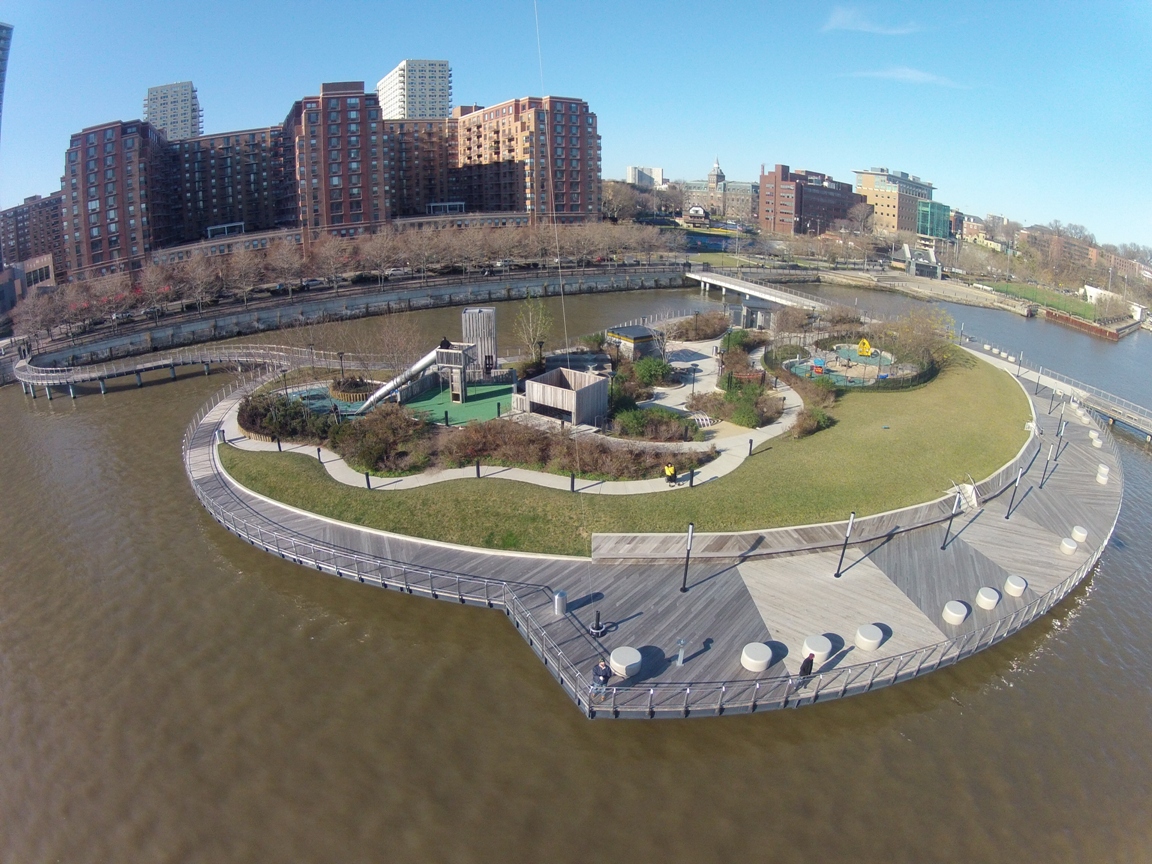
[1004,468,1023,520]
[941,493,960,550]
[834,511,855,577]
[680,522,694,593]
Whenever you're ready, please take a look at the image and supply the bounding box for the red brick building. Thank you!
[0,192,67,279]
[758,164,865,235]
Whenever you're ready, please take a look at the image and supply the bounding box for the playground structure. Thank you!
[788,338,916,387]
[356,307,504,415]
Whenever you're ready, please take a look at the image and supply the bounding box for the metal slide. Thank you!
[355,348,439,414]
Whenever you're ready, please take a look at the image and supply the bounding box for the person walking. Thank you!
[799,653,815,678]
[664,462,676,486]
[593,659,612,702]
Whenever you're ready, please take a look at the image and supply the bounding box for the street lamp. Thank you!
[690,363,698,393]
[536,340,545,364]
[680,522,694,593]
[280,367,289,398]
[337,351,345,381]
[694,310,699,340]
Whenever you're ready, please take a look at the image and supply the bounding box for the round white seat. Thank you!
[1004,575,1028,597]
[976,587,1001,610]
[983,344,991,350]
[740,642,772,672]
[855,624,883,651]
[802,635,833,663]
[1098,464,1110,477]
[1060,537,1078,555]
[1071,525,1088,543]
[1096,471,1109,485]
[1007,355,1016,363]
[609,646,642,678]
[942,600,969,625]
[1088,430,1100,440]
[1092,438,1102,448]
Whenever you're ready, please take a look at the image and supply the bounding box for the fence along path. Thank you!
[179,359,1123,718]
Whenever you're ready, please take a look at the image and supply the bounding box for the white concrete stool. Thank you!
[1097,464,1110,485]
[740,642,772,673]
[976,587,1001,610]
[942,601,969,625]
[1004,575,1028,597]
[855,624,883,651]
[609,646,642,679]
[802,635,833,664]
[983,344,991,351]
[1008,355,1016,363]
[1089,430,1100,441]
[1071,525,1088,543]
[1060,537,1078,555]
[1092,438,1103,448]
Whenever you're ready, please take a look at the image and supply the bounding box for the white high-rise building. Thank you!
[627,166,665,189]
[376,59,452,119]
[143,81,203,141]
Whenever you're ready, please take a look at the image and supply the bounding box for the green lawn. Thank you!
[219,356,1030,556]
[990,282,1097,319]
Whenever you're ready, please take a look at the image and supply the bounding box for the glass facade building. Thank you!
[917,199,952,238]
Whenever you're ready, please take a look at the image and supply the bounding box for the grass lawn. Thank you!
[990,282,1097,319]
[219,355,1030,557]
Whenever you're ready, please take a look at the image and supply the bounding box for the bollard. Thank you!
[45,385,52,400]
[570,472,576,492]
[169,363,176,380]
[135,372,142,388]
[554,590,567,616]
[444,410,449,427]
[364,472,371,489]
[496,402,501,418]
[276,437,282,452]
[68,383,75,399]
[203,363,210,376]
[475,459,481,478]
[98,378,106,394]
[316,447,322,462]
[748,438,753,457]
[689,470,694,488]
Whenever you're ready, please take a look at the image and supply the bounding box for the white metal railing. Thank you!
[179,366,1120,718]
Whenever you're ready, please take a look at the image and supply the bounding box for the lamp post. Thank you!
[680,523,694,593]
[308,343,315,376]
[694,310,700,340]
[834,511,855,578]
[690,363,698,393]
[536,340,545,365]
[337,351,345,381]
[280,367,289,398]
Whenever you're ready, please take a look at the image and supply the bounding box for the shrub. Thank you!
[612,406,701,442]
[328,402,430,473]
[580,332,606,352]
[237,394,334,442]
[665,309,731,341]
[331,376,370,392]
[791,407,835,439]
[633,356,674,386]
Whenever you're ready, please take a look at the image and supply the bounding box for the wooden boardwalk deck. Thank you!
[183,357,1125,718]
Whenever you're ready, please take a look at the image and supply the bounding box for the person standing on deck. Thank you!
[593,660,612,702]
[799,653,815,678]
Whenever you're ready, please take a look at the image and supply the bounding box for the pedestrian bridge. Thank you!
[686,269,829,311]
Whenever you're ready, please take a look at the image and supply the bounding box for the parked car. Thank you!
[385,267,412,277]
[301,278,325,289]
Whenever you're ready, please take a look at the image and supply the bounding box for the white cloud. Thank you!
[850,67,965,88]
[822,6,918,36]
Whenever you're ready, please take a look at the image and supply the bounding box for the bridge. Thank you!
[686,268,829,311]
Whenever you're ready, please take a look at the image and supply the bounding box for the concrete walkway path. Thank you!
[221,336,804,496]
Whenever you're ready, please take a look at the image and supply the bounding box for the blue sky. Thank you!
[2,0,1150,246]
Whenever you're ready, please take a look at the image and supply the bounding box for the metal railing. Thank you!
[179,364,1119,718]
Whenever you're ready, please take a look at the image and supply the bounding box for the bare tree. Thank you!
[400,229,444,284]
[230,245,266,308]
[138,262,175,322]
[359,228,401,287]
[601,180,640,221]
[310,235,352,294]
[266,238,303,299]
[515,295,553,362]
[181,254,219,315]
[90,273,135,327]
[848,202,874,235]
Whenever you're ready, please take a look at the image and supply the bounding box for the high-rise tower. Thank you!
[376,60,452,119]
[143,81,204,141]
[0,23,13,153]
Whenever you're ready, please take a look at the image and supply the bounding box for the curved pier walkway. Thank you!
[184,352,1123,718]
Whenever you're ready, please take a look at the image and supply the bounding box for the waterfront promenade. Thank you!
[183,349,1125,717]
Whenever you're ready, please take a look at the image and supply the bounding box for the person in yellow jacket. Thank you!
[664,462,676,485]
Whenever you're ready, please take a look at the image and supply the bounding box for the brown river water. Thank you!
[2,287,1151,862]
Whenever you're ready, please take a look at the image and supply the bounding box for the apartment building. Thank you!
[173,126,294,240]
[382,118,457,218]
[0,22,11,151]
[144,81,204,141]
[853,167,934,234]
[61,120,177,279]
[0,192,66,278]
[626,166,664,188]
[453,96,601,221]
[282,82,390,234]
[376,60,452,120]
[758,164,864,235]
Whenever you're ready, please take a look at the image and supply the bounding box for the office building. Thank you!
[853,167,934,234]
[0,192,67,279]
[626,166,664,188]
[758,164,865,235]
[682,160,758,224]
[917,200,952,239]
[453,96,601,221]
[61,120,177,279]
[376,60,452,120]
[282,81,390,233]
[144,81,204,141]
[0,22,11,156]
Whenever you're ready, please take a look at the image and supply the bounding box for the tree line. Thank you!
[14,222,687,342]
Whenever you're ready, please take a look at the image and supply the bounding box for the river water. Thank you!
[1,286,1151,862]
